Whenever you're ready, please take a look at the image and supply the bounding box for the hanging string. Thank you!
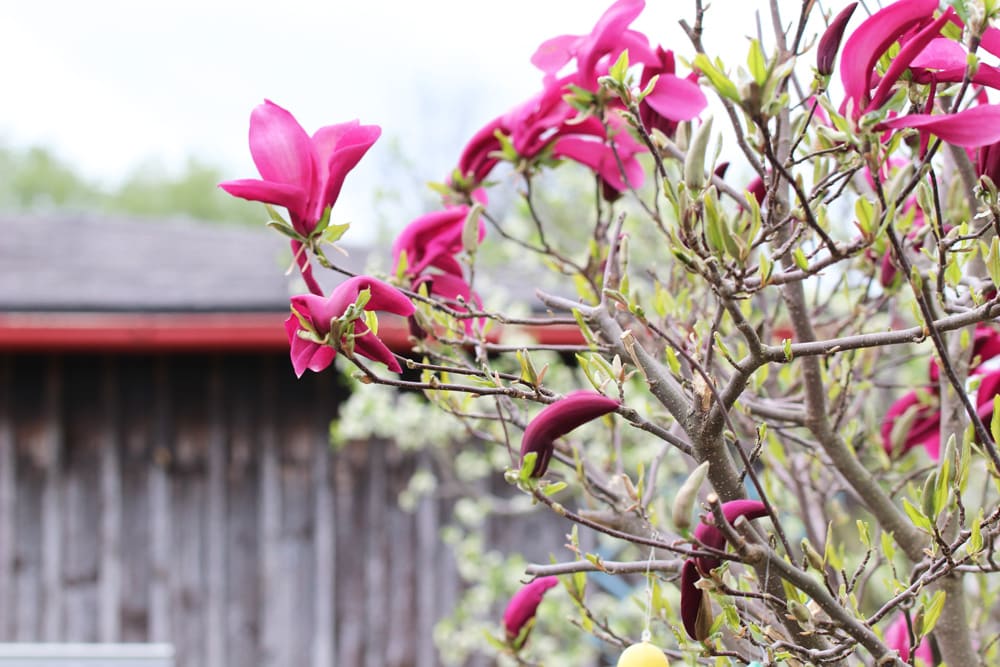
[641,539,656,643]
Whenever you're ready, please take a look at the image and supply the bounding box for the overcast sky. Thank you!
[1,0,816,226]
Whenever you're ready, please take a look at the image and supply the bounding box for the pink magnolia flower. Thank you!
[884,614,933,664]
[220,100,381,295]
[285,276,414,377]
[520,391,620,477]
[392,206,484,279]
[392,206,486,334]
[679,500,768,640]
[503,576,559,641]
[455,78,648,194]
[977,138,1000,185]
[839,0,942,118]
[638,46,707,138]
[816,3,858,76]
[531,0,657,86]
[882,327,1000,459]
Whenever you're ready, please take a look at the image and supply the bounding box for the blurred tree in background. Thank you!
[0,143,257,223]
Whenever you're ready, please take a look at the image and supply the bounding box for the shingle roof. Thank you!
[0,214,372,312]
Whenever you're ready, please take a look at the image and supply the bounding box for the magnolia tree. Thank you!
[221,0,1000,664]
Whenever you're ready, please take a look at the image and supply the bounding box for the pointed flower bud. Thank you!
[817,3,858,76]
[502,576,559,641]
[519,391,620,478]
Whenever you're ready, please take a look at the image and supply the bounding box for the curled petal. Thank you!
[869,7,955,111]
[839,0,938,113]
[553,136,645,193]
[218,179,308,223]
[318,124,381,219]
[531,34,580,75]
[693,500,768,574]
[351,322,403,373]
[249,100,317,198]
[679,560,704,641]
[880,390,940,460]
[879,104,1000,147]
[520,391,620,477]
[327,276,416,320]
[642,74,708,122]
[502,576,559,639]
[884,614,933,663]
[285,314,336,378]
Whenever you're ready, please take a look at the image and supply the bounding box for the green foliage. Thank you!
[0,142,257,223]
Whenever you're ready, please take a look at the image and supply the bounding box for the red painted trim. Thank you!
[0,312,585,353]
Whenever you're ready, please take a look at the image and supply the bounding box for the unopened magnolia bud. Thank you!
[788,600,813,626]
[672,461,710,531]
[816,3,858,76]
[801,538,825,571]
[684,116,714,191]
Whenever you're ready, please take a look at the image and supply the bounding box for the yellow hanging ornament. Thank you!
[616,641,669,667]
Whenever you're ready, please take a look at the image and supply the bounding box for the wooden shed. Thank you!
[0,215,567,666]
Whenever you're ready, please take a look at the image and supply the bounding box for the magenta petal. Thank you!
[680,560,703,640]
[531,34,579,74]
[880,390,940,459]
[249,100,317,191]
[869,7,955,110]
[839,0,938,112]
[351,324,402,373]
[218,179,308,219]
[502,577,559,639]
[324,276,412,319]
[553,136,644,192]
[285,314,336,377]
[884,614,932,663]
[880,104,1000,147]
[693,500,768,574]
[520,392,619,477]
[320,124,382,214]
[910,37,967,70]
[643,74,708,121]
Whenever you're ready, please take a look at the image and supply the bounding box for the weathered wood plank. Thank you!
[385,449,416,667]
[0,358,14,641]
[148,359,172,643]
[415,454,439,667]
[206,359,227,667]
[365,441,388,667]
[312,375,334,667]
[170,358,209,667]
[225,356,259,667]
[118,357,151,642]
[99,358,122,643]
[11,356,45,640]
[334,438,370,667]
[40,358,63,641]
[61,358,102,642]
[257,360,282,667]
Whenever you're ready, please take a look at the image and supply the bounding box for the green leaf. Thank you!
[608,48,630,83]
[747,39,767,86]
[693,54,740,102]
[969,509,984,557]
[519,452,538,481]
[921,590,947,636]
[903,497,934,532]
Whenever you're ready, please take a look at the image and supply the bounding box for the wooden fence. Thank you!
[0,353,569,666]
